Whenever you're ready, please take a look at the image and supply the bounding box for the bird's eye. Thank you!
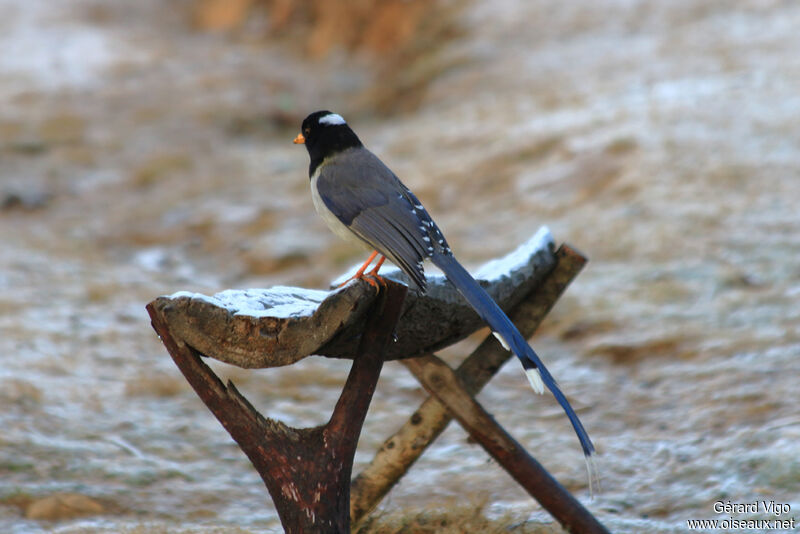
[304,128,311,136]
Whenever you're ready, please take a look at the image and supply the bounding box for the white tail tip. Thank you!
[525,367,545,394]
[492,331,510,351]
[585,454,601,499]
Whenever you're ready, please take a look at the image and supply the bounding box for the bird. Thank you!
[293,110,595,464]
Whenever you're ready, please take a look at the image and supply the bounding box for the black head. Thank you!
[294,110,363,177]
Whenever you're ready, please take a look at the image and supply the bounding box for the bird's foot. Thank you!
[337,251,386,291]
[337,272,385,291]
[364,273,387,289]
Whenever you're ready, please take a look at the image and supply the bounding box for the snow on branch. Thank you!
[148,227,557,368]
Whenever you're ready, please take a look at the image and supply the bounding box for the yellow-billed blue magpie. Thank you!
[294,110,595,461]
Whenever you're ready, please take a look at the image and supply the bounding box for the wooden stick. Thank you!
[404,354,609,534]
[350,244,588,522]
[147,280,407,534]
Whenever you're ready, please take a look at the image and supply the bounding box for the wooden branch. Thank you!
[147,281,407,534]
[350,244,587,523]
[147,228,557,368]
[403,354,609,534]
[326,282,409,457]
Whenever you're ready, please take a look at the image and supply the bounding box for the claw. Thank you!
[337,251,386,291]
[369,273,389,287]
[362,275,381,290]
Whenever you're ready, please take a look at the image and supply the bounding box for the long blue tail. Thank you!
[432,252,595,457]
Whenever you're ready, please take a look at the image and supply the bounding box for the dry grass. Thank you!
[124,373,187,398]
[356,501,563,534]
[191,0,470,114]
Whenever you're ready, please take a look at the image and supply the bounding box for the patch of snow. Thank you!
[134,247,169,271]
[167,286,337,319]
[0,1,138,93]
[214,204,262,225]
[474,226,554,281]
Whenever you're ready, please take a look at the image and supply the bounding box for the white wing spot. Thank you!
[492,331,510,350]
[319,113,346,125]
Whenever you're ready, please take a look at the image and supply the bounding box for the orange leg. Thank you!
[338,250,382,289]
[366,255,386,277]
[363,254,387,288]
[354,250,379,279]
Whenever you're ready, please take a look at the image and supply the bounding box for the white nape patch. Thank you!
[319,113,346,125]
[492,331,510,351]
[525,367,545,394]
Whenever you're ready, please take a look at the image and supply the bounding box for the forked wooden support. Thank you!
[145,231,609,533]
[147,282,408,533]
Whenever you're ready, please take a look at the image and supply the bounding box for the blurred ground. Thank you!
[1,0,799,532]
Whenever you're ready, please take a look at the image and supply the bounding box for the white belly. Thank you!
[310,172,370,249]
